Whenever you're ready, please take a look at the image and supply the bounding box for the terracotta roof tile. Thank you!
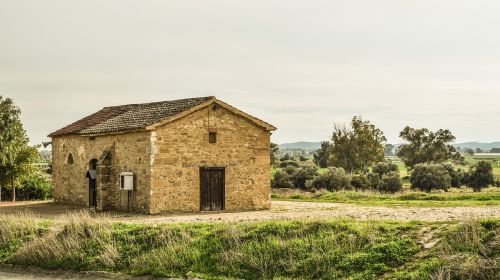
[49,96,214,137]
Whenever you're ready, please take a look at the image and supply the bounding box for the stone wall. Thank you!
[150,105,271,213]
[52,131,152,213]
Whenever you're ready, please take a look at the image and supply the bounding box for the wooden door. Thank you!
[200,168,225,211]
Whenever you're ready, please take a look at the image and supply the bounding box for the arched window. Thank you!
[67,153,74,165]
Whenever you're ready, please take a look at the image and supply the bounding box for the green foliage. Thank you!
[410,163,452,192]
[271,170,294,188]
[366,172,381,190]
[442,163,464,188]
[306,167,352,191]
[313,141,330,168]
[466,161,495,192]
[17,172,52,200]
[372,161,399,178]
[351,174,371,190]
[396,126,463,168]
[0,96,40,201]
[279,160,300,168]
[377,172,403,193]
[329,116,386,173]
[292,166,318,190]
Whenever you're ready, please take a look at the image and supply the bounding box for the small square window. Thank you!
[209,132,217,144]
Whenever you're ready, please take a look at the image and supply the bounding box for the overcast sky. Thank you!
[1,0,500,145]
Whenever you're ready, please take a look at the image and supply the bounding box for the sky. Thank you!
[1,0,500,145]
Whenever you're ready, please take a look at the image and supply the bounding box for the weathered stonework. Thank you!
[51,100,272,214]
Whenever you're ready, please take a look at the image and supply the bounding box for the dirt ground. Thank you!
[0,200,499,222]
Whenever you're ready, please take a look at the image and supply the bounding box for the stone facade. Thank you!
[52,101,272,214]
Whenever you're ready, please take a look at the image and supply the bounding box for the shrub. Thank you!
[271,170,293,188]
[466,161,494,192]
[283,165,298,175]
[410,163,452,192]
[279,161,300,168]
[377,171,403,193]
[306,167,352,191]
[366,172,381,189]
[351,174,370,190]
[291,166,318,190]
[442,163,464,188]
[372,161,399,177]
[1,172,52,201]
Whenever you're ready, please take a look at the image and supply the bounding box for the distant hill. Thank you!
[278,141,322,150]
[279,141,500,152]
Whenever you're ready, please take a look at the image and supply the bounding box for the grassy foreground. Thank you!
[0,213,499,279]
[272,187,500,207]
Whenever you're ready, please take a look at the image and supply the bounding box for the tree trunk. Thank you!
[10,172,15,202]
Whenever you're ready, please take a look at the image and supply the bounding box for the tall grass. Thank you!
[0,213,498,279]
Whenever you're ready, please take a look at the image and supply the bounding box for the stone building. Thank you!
[49,97,276,214]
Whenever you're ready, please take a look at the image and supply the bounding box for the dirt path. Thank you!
[1,201,498,222]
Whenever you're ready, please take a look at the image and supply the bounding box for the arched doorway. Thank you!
[86,159,98,208]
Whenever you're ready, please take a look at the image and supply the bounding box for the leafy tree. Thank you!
[270,143,279,166]
[466,161,494,192]
[464,148,474,156]
[384,144,395,156]
[490,148,500,153]
[279,161,300,168]
[280,153,291,161]
[0,96,39,201]
[372,161,399,178]
[410,163,452,192]
[475,148,483,153]
[396,127,463,168]
[377,172,402,193]
[313,141,330,168]
[329,116,386,173]
[299,155,308,162]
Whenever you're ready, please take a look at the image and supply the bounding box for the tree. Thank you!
[328,116,386,173]
[384,144,395,156]
[0,96,39,201]
[313,141,330,168]
[466,161,494,192]
[475,148,484,154]
[410,163,452,192]
[464,148,474,156]
[396,127,463,168]
[270,143,279,166]
[490,148,500,153]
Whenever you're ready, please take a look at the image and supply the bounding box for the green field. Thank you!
[0,213,498,279]
[272,187,500,207]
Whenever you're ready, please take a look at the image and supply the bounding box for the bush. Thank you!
[271,170,293,188]
[410,163,452,192]
[442,163,464,188]
[351,174,370,190]
[279,161,300,168]
[306,167,352,191]
[466,161,494,192]
[372,161,399,177]
[377,171,403,193]
[366,172,381,189]
[291,166,318,190]
[1,172,52,201]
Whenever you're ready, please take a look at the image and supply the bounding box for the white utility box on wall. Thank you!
[120,172,134,191]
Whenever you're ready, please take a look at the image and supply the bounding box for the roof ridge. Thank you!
[102,96,216,109]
